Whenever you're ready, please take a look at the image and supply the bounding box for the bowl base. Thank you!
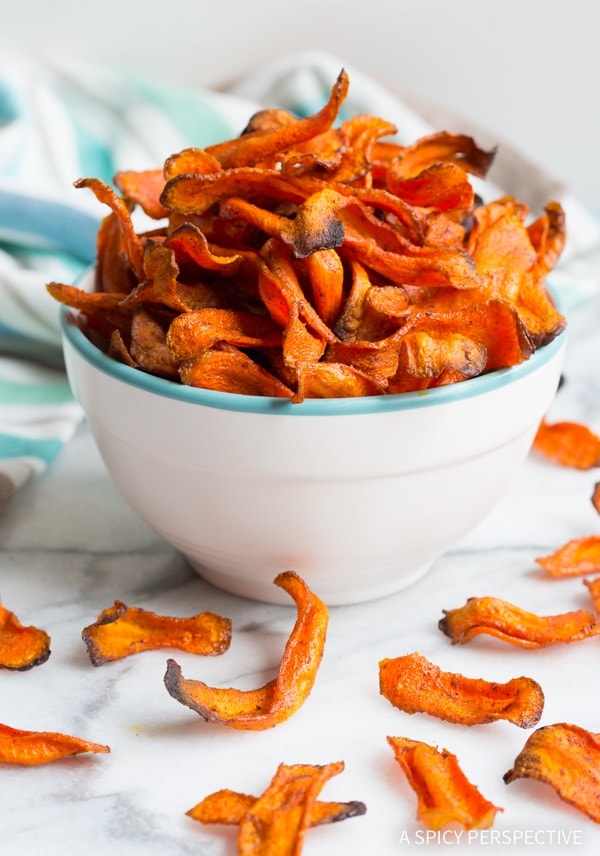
[185,555,434,606]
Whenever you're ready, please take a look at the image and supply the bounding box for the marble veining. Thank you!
[1,293,600,855]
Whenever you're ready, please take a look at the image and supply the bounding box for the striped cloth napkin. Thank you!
[2,49,599,509]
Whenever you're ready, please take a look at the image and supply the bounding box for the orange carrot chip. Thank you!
[533,418,600,469]
[192,762,357,853]
[439,595,600,647]
[188,779,366,828]
[0,601,51,671]
[592,482,600,515]
[535,535,600,578]
[504,722,600,823]
[0,723,109,765]
[82,600,232,666]
[164,571,328,729]
[387,736,501,830]
[379,651,543,727]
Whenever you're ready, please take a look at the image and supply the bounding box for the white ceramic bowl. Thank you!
[60,275,566,605]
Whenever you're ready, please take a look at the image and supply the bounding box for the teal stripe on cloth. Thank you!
[0,375,74,405]
[0,433,63,465]
[127,77,237,145]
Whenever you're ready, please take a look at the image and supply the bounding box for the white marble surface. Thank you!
[1,291,600,855]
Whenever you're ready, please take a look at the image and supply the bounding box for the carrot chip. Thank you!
[439,595,600,648]
[81,600,232,665]
[532,418,600,469]
[387,736,501,830]
[188,762,365,850]
[592,482,600,515]
[379,651,543,727]
[504,722,600,823]
[163,571,328,729]
[0,723,109,765]
[535,535,600,578]
[0,601,51,671]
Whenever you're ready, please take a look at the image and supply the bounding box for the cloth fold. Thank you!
[1,48,599,508]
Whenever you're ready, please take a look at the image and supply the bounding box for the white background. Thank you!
[2,0,599,213]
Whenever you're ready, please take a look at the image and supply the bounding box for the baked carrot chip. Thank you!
[164,571,328,729]
[190,762,358,853]
[532,418,600,469]
[379,652,543,727]
[439,595,600,647]
[592,482,600,515]
[0,723,109,765]
[82,600,232,666]
[535,535,600,577]
[387,736,501,830]
[504,722,600,822]
[188,766,365,830]
[0,601,51,671]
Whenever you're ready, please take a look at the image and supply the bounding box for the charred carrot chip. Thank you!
[81,600,232,666]
[188,785,366,827]
[387,736,501,830]
[178,346,294,397]
[163,571,328,729]
[379,652,544,727]
[504,722,600,822]
[74,177,145,280]
[237,762,348,853]
[536,535,600,578]
[0,723,109,765]
[167,307,283,361]
[128,309,179,380]
[205,69,349,168]
[0,601,51,671]
[439,595,600,647]
[533,418,600,469]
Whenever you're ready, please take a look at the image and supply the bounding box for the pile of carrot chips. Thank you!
[188,761,365,851]
[47,69,566,401]
[379,651,544,727]
[387,736,501,830]
[439,594,600,647]
[0,601,51,671]
[81,600,232,665]
[164,571,328,729]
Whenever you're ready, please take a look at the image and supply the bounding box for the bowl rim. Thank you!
[60,303,566,417]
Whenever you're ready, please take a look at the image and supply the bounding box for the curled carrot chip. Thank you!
[439,595,600,647]
[188,785,366,827]
[535,535,600,577]
[0,601,51,670]
[0,723,109,765]
[163,571,328,729]
[504,722,600,822]
[82,600,231,666]
[379,652,544,727]
[533,418,600,469]
[387,736,501,830]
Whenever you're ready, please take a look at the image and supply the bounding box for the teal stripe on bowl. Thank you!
[0,433,63,465]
